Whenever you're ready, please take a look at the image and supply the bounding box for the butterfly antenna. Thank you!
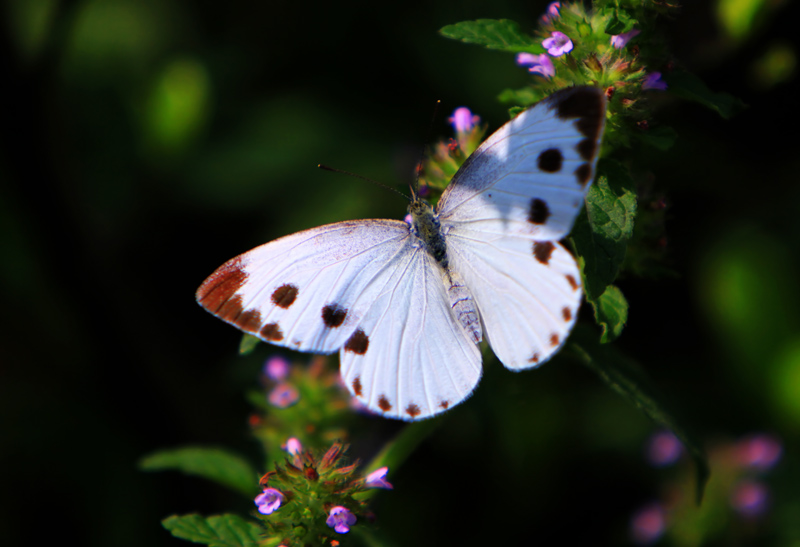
[412,99,442,198]
[317,164,410,202]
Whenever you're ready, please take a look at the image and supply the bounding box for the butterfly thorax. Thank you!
[408,198,449,268]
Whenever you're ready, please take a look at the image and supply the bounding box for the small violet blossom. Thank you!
[730,480,770,518]
[365,467,393,489]
[255,488,285,515]
[540,2,561,23]
[646,430,683,467]
[516,53,555,78]
[282,437,302,456]
[448,107,480,133]
[630,503,666,545]
[326,506,357,534]
[542,31,573,57]
[642,72,667,91]
[264,355,290,381]
[610,29,640,49]
[268,383,299,408]
[735,434,782,470]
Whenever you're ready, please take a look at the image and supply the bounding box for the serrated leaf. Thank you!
[569,326,710,504]
[664,70,747,119]
[140,447,258,497]
[635,125,677,151]
[439,19,539,53]
[591,285,629,343]
[570,158,637,301]
[163,514,263,547]
[239,334,260,355]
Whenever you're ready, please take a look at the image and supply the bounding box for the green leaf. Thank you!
[140,447,258,497]
[239,334,260,355]
[570,158,637,301]
[634,125,677,151]
[664,69,747,119]
[590,285,628,343]
[569,326,710,504]
[497,87,540,107]
[162,514,263,547]
[439,19,539,53]
[603,9,637,35]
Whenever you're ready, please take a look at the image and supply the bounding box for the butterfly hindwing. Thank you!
[339,247,482,420]
[445,229,582,370]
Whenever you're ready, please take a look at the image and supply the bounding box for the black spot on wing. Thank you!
[352,376,362,397]
[378,395,392,412]
[575,163,593,187]
[405,404,421,418]
[553,86,605,141]
[344,328,369,354]
[537,148,563,172]
[533,241,555,265]
[322,304,347,327]
[272,284,299,308]
[260,322,284,341]
[528,198,551,225]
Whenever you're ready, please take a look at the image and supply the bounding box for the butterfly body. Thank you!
[198,86,606,420]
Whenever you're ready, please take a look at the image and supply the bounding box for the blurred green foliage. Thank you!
[2,0,799,546]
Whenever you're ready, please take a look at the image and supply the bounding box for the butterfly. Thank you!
[197,86,606,420]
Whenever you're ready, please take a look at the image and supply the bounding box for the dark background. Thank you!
[2,0,799,545]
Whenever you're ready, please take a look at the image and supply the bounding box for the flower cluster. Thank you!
[508,1,673,150]
[630,431,783,545]
[250,355,354,467]
[252,440,393,545]
[417,106,487,196]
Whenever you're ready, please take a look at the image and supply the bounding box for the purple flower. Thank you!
[365,467,393,489]
[326,506,357,534]
[735,434,782,470]
[630,503,666,545]
[542,31,573,56]
[610,29,640,49]
[264,355,290,381]
[268,383,299,408]
[255,488,285,515]
[448,107,479,133]
[282,437,302,456]
[516,52,555,78]
[540,2,561,23]
[642,72,667,90]
[646,430,683,467]
[730,480,770,518]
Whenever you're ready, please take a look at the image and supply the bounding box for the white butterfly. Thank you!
[197,86,606,420]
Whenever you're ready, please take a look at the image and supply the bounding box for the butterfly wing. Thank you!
[437,86,606,241]
[197,219,481,419]
[339,247,481,420]
[444,230,582,369]
[438,86,606,369]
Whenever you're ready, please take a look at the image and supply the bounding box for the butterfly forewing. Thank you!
[437,87,606,242]
[197,220,414,353]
